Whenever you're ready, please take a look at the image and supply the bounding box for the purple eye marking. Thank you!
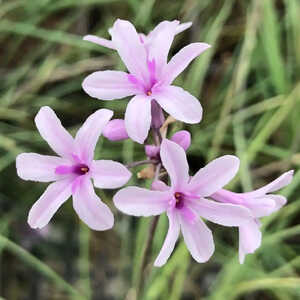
[174,192,184,209]
[55,164,89,176]
[73,164,90,175]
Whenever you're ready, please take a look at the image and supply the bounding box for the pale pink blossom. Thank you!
[211,170,293,263]
[82,19,210,143]
[113,139,253,266]
[16,106,131,230]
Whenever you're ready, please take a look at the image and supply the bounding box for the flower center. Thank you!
[174,192,184,209]
[146,90,152,96]
[73,164,89,175]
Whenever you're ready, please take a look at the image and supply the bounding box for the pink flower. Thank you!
[211,170,293,263]
[82,19,210,144]
[16,106,131,230]
[113,139,253,266]
[145,130,191,161]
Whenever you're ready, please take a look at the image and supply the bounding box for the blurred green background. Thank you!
[0,0,300,299]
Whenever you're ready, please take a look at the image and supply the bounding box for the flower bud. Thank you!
[171,130,191,151]
[151,100,165,129]
[145,145,160,159]
[102,119,129,141]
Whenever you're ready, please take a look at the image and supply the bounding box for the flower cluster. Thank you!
[16,19,293,267]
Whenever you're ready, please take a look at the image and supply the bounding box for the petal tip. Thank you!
[83,35,92,41]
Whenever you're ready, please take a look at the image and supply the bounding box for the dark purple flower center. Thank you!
[73,164,89,175]
[174,192,184,209]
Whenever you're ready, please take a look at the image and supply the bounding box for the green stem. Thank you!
[135,127,163,298]
[76,224,91,300]
[136,215,160,299]
[0,234,84,299]
[126,159,158,168]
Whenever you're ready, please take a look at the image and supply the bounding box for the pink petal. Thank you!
[170,130,191,151]
[83,35,115,50]
[160,139,190,190]
[124,95,152,144]
[163,43,211,85]
[73,178,114,230]
[242,197,277,218]
[243,170,294,198]
[35,106,75,159]
[71,175,85,194]
[152,180,170,191]
[239,220,262,264]
[154,210,180,267]
[191,198,253,226]
[16,153,68,182]
[82,71,139,100]
[102,119,129,141]
[175,22,192,34]
[113,187,171,217]
[147,21,179,75]
[179,215,214,263]
[74,109,113,162]
[189,155,240,197]
[139,33,147,43]
[210,189,242,205]
[91,160,131,189]
[147,20,176,39]
[154,86,202,124]
[110,19,148,80]
[267,194,287,211]
[180,206,198,224]
[28,178,73,229]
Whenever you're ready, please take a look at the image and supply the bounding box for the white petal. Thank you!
[239,220,262,264]
[125,95,152,144]
[163,43,211,84]
[74,109,113,162]
[73,178,114,230]
[180,215,214,263]
[244,170,294,197]
[83,35,115,50]
[191,198,253,226]
[91,160,131,189]
[16,153,68,182]
[154,210,180,267]
[189,155,240,197]
[160,139,190,190]
[154,86,202,124]
[35,106,75,159]
[110,19,148,80]
[82,71,139,100]
[113,187,171,217]
[28,178,72,229]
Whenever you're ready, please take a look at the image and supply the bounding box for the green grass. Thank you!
[0,0,299,299]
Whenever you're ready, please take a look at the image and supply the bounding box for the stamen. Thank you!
[73,164,90,175]
[147,90,152,96]
[80,167,89,173]
[174,192,184,209]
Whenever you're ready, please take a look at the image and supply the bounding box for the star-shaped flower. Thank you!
[113,139,253,266]
[16,107,131,230]
[82,19,210,143]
